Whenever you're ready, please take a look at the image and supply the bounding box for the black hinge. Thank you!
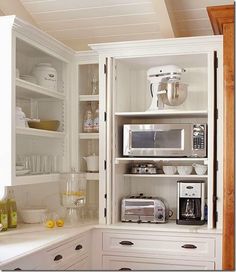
[216,160,218,171]
[104,64,107,74]
[216,108,219,119]
[104,193,107,199]
[216,211,218,222]
[104,112,107,121]
[214,52,218,69]
[104,208,107,217]
[104,160,107,170]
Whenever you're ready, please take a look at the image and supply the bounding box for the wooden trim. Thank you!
[208,4,235,270]
[207,5,234,34]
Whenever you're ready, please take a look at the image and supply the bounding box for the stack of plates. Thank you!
[16,165,30,176]
[20,75,37,84]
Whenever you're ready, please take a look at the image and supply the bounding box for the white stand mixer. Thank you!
[146,65,188,111]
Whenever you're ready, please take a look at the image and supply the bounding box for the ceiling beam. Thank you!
[0,0,38,26]
[151,0,175,38]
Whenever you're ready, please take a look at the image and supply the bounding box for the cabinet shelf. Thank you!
[16,78,65,100]
[15,173,61,185]
[115,110,208,118]
[79,95,99,101]
[79,133,99,139]
[115,157,208,164]
[16,127,65,138]
[124,174,208,178]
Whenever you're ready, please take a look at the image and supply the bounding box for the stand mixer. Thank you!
[147,65,188,111]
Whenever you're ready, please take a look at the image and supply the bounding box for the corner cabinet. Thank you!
[0,16,106,225]
[90,36,224,230]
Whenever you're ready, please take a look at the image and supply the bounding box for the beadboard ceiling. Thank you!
[13,0,234,50]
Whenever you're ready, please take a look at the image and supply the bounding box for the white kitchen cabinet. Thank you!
[0,16,105,224]
[102,255,215,270]
[90,36,224,230]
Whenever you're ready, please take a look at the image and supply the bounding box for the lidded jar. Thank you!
[32,63,57,91]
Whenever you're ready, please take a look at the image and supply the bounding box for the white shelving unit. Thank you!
[79,133,99,140]
[79,95,99,102]
[123,174,208,178]
[115,157,208,164]
[16,127,65,138]
[16,78,65,100]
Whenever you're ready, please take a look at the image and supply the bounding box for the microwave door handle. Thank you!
[129,130,133,150]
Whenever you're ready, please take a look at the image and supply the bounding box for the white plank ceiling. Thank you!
[17,0,234,50]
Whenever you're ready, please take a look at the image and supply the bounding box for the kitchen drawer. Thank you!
[47,233,89,269]
[102,255,215,270]
[103,232,215,259]
[66,256,89,270]
[1,251,50,271]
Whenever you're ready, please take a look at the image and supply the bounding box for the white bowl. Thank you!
[193,164,208,175]
[177,166,193,175]
[20,208,47,224]
[163,166,177,175]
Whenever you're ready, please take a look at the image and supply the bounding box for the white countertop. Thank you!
[0,220,222,266]
[0,222,95,266]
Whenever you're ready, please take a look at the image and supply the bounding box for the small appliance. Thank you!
[130,163,158,174]
[176,180,205,225]
[146,65,188,111]
[121,194,172,223]
[123,123,207,157]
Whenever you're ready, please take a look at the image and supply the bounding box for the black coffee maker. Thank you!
[176,180,205,225]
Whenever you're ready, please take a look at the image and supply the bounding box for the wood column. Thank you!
[207,5,234,270]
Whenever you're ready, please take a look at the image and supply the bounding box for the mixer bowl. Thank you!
[159,81,188,106]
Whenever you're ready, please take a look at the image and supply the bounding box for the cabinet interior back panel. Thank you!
[115,55,208,112]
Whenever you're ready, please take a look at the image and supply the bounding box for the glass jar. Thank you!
[83,102,93,133]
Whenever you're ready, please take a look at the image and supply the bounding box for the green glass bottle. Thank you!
[0,199,8,231]
[7,189,17,228]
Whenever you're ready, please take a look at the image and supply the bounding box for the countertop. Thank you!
[0,220,222,266]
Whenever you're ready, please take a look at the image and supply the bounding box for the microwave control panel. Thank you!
[192,124,206,150]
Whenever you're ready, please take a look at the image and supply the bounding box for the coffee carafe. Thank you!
[176,180,205,225]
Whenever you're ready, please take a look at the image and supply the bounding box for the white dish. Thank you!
[177,166,193,175]
[163,166,177,175]
[16,165,25,171]
[193,164,208,175]
[16,169,30,176]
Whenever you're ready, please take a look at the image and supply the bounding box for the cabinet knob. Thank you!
[54,254,63,261]
[181,244,197,249]
[14,268,22,271]
[75,244,83,251]
[119,241,134,246]
[119,268,132,271]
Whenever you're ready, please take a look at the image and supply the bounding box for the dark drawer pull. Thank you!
[14,268,22,271]
[119,268,132,271]
[54,254,63,261]
[75,244,83,251]
[181,244,197,249]
[119,240,134,246]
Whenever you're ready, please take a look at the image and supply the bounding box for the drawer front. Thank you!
[66,256,89,270]
[47,233,89,268]
[103,232,215,259]
[103,255,215,271]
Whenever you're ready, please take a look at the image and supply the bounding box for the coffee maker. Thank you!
[176,180,205,225]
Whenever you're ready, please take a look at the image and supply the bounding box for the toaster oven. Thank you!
[121,195,172,223]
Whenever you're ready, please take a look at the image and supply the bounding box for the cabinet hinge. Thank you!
[214,52,218,69]
[215,160,218,171]
[104,160,107,170]
[216,108,219,119]
[104,64,107,74]
[104,193,107,199]
[104,208,107,217]
[216,211,218,222]
[104,111,107,121]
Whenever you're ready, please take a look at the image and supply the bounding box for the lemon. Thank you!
[56,219,64,227]
[46,219,55,228]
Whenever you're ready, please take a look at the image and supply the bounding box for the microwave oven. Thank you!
[123,123,207,157]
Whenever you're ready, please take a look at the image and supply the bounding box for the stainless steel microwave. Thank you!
[123,123,207,157]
